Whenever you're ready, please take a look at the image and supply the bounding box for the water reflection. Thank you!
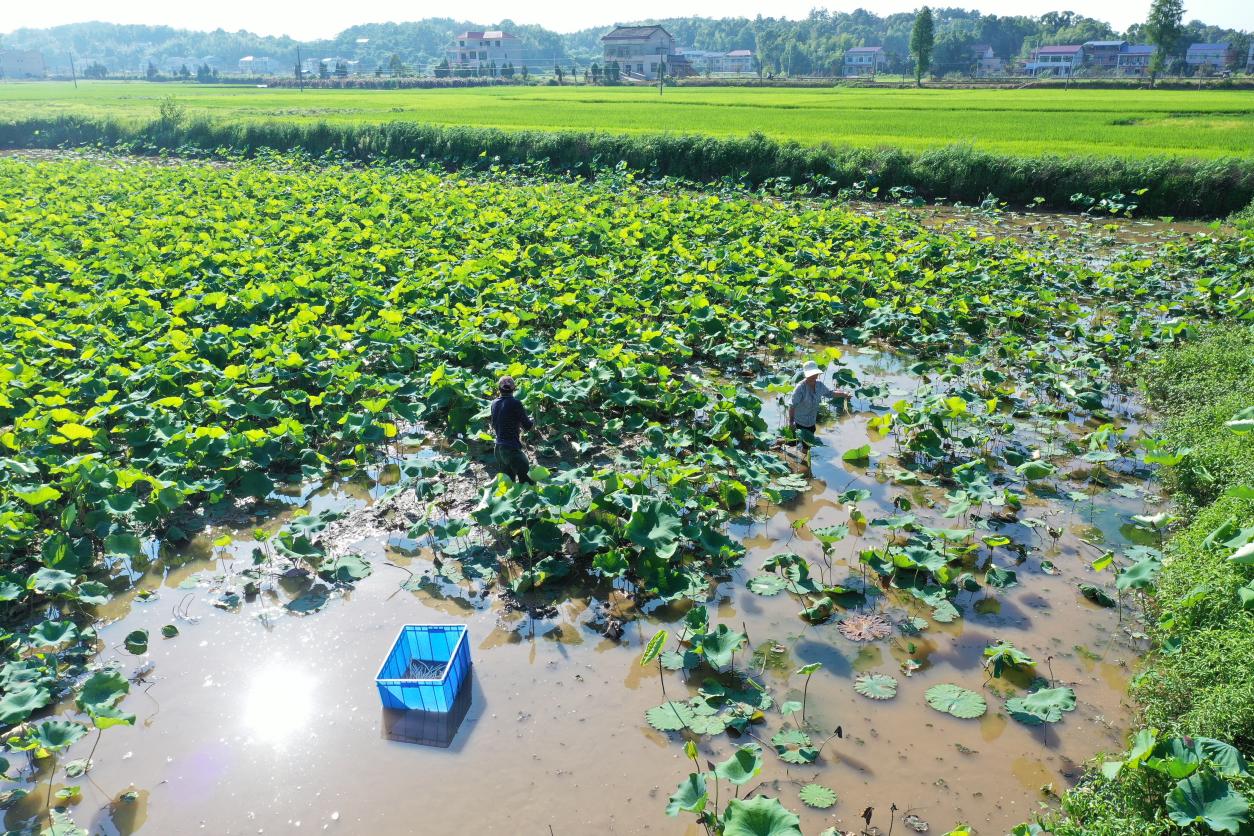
[242,666,315,744]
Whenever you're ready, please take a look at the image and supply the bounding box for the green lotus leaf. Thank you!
[645,701,694,732]
[747,575,788,596]
[696,624,747,670]
[27,568,76,596]
[854,673,898,700]
[15,485,62,506]
[722,796,802,836]
[74,581,111,605]
[1006,686,1077,725]
[32,720,87,754]
[76,670,129,714]
[665,773,708,817]
[1079,583,1116,608]
[799,783,838,809]
[1116,557,1161,591]
[811,524,849,544]
[641,630,668,666]
[88,704,136,730]
[983,641,1034,678]
[123,629,149,655]
[28,620,78,648]
[1166,771,1249,833]
[1016,460,1056,481]
[687,713,727,736]
[771,728,812,747]
[714,743,763,786]
[625,499,683,558]
[985,565,1018,589]
[925,683,987,719]
[318,553,372,584]
[0,684,51,726]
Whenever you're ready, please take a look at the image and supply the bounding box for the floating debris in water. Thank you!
[837,613,893,642]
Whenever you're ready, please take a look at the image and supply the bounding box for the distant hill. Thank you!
[3,13,1248,77]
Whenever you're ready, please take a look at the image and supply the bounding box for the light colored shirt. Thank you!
[790,379,833,427]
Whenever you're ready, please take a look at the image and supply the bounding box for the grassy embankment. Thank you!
[2,113,1252,218]
[1,81,1253,158]
[1053,322,1254,833]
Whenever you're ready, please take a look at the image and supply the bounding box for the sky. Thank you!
[2,0,1250,38]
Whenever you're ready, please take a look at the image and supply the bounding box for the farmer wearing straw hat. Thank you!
[490,375,535,485]
[788,360,848,436]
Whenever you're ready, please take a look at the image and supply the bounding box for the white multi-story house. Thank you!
[1026,45,1083,77]
[843,46,887,77]
[677,48,755,75]
[601,26,676,80]
[0,50,46,79]
[237,56,275,75]
[447,30,521,73]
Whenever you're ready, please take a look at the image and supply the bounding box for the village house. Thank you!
[723,49,755,74]
[1081,40,1126,72]
[677,48,755,75]
[970,44,1004,76]
[447,30,521,74]
[843,46,887,77]
[1115,44,1155,76]
[1026,44,1082,77]
[237,56,274,75]
[601,26,676,80]
[1185,42,1234,72]
[0,50,46,79]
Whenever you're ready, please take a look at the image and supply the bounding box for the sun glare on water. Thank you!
[242,666,316,744]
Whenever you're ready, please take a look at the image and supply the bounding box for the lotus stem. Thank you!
[801,671,814,723]
[45,754,56,822]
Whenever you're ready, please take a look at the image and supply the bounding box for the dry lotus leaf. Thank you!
[837,613,893,642]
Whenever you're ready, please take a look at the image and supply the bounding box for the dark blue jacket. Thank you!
[490,395,533,449]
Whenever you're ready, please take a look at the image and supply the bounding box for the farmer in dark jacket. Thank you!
[490,375,534,484]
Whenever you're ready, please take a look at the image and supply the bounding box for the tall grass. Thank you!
[3,114,1252,217]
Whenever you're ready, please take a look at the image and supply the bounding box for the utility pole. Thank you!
[296,46,304,91]
[69,53,78,89]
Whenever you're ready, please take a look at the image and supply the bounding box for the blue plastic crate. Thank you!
[376,624,471,712]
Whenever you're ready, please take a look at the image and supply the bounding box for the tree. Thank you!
[178,64,190,79]
[555,65,564,84]
[910,7,935,85]
[145,61,158,81]
[1145,0,1184,84]
[590,62,602,83]
[318,61,330,80]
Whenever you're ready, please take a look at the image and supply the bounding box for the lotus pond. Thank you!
[0,153,1249,835]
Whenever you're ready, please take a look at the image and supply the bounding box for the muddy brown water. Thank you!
[0,346,1158,835]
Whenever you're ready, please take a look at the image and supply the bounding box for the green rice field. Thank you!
[2,80,1252,158]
